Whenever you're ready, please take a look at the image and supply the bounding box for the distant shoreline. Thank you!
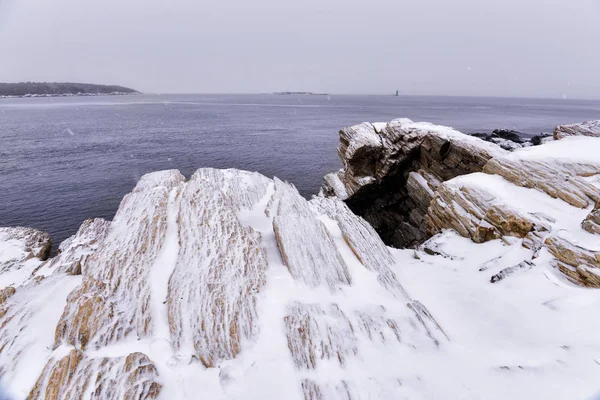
[273,91,328,96]
[0,92,138,99]
[0,82,139,98]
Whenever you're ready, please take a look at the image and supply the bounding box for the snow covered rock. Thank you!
[0,168,450,399]
[0,227,51,286]
[583,202,600,235]
[321,118,505,247]
[554,120,600,140]
[427,136,600,287]
[3,160,600,398]
[483,137,600,208]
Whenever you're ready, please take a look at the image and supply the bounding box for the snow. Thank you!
[503,136,600,164]
[392,231,600,400]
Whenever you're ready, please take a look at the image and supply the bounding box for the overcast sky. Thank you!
[1,0,599,98]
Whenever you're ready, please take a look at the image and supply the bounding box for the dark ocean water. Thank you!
[1,93,600,249]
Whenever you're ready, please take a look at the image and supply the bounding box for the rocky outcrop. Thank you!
[321,119,505,247]
[426,135,600,287]
[554,120,600,140]
[0,167,450,399]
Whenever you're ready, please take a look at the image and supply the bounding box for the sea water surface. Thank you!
[2,93,600,249]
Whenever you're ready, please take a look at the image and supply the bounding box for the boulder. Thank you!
[554,120,600,140]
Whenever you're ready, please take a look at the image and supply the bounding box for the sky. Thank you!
[1,0,599,98]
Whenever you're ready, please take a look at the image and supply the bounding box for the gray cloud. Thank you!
[1,0,599,98]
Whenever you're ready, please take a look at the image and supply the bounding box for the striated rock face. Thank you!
[28,350,161,400]
[321,119,505,247]
[0,167,450,399]
[554,120,600,140]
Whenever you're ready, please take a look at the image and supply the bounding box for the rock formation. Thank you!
[554,120,600,140]
[0,168,447,399]
[321,119,600,288]
[320,119,506,247]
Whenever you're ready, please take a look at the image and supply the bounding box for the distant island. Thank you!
[273,91,328,96]
[0,82,139,98]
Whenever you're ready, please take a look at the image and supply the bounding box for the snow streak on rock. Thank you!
[285,302,357,369]
[310,197,409,298]
[35,218,110,276]
[167,169,269,367]
[271,178,351,288]
[28,350,161,400]
[54,170,185,350]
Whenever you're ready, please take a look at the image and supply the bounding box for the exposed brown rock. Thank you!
[284,302,357,369]
[301,379,354,400]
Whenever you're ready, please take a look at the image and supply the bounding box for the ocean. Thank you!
[1,93,599,249]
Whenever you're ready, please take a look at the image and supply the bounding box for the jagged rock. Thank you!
[321,119,505,247]
[426,174,544,243]
[530,133,553,146]
[582,202,600,235]
[272,179,352,289]
[554,120,600,140]
[1,167,455,399]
